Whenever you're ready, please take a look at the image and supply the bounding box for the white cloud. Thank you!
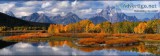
[0,2,15,12]
[56,1,70,8]
[96,9,102,13]
[23,1,41,6]
[14,7,35,12]
[41,2,52,8]
[80,8,93,13]
[0,1,105,18]
[61,12,66,16]
[37,11,44,14]
[13,7,36,17]
[51,8,59,13]
[74,1,88,9]
[100,1,122,7]
[14,12,32,17]
[71,0,77,7]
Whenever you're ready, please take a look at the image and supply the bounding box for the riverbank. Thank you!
[0,30,47,33]
[2,33,160,47]
[2,33,51,42]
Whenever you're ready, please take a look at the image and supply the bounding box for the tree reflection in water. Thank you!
[0,41,157,55]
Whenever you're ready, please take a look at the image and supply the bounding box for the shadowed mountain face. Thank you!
[89,16,107,24]
[50,14,63,24]
[140,18,150,21]
[3,6,152,25]
[61,12,81,25]
[152,12,160,19]
[50,12,81,25]
[0,12,50,27]
[2,5,160,25]
[22,13,52,23]
[3,6,140,25]
[22,12,81,25]
[5,11,15,17]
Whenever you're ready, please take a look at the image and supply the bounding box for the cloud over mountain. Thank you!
[0,1,159,19]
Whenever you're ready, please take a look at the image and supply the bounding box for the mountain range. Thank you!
[22,13,52,23]
[89,6,138,24]
[152,12,160,20]
[50,12,81,25]
[5,11,15,17]
[0,12,50,27]
[4,6,160,25]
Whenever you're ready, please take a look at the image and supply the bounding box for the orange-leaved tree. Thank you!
[48,24,60,33]
[134,22,147,34]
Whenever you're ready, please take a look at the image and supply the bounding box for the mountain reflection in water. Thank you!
[0,40,154,55]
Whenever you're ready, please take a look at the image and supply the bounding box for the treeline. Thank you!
[0,26,47,31]
[48,19,160,34]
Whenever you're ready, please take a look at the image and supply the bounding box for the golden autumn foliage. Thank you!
[85,23,95,33]
[48,24,54,33]
[48,20,102,33]
[94,24,101,33]
[134,22,147,34]
[48,20,159,34]
[99,22,112,33]
[78,20,95,33]
[48,24,66,33]
[3,33,51,41]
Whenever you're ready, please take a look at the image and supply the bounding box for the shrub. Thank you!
[3,33,51,41]
[105,38,139,45]
[78,37,105,46]
[145,34,160,40]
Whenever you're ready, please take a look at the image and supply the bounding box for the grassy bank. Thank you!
[105,38,140,46]
[0,30,47,33]
[2,33,160,46]
[25,36,77,42]
[52,33,111,38]
[2,33,51,42]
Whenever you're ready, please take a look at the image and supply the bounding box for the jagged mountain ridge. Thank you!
[4,6,155,25]
[0,12,50,27]
[89,6,139,24]
[50,12,81,25]
[22,13,52,23]
[5,11,15,17]
[22,12,81,25]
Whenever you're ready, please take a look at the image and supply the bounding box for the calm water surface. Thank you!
[0,33,158,55]
[0,42,152,55]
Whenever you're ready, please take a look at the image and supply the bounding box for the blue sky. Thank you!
[0,1,159,19]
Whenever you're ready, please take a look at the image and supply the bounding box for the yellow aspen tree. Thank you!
[134,22,147,34]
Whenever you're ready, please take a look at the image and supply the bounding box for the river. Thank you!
[0,33,159,55]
